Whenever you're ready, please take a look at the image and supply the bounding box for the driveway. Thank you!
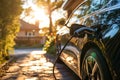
[1,48,80,80]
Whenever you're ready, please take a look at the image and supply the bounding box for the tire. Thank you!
[81,48,112,80]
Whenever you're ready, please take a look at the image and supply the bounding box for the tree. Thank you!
[55,18,65,26]
[0,0,23,60]
[34,0,64,34]
[21,0,64,34]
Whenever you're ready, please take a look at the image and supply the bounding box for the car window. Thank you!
[67,0,91,26]
[67,0,108,27]
[109,0,120,6]
[104,0,120,8]
[88,0,102,13]
[98,7,120,38]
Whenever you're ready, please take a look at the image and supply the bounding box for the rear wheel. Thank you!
[81,48,112,80]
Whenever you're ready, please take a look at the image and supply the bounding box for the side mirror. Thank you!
[70,24,95,37]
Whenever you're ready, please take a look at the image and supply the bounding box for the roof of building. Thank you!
[20,20,39,30]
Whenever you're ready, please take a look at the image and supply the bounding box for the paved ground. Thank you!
[1,48,80,80]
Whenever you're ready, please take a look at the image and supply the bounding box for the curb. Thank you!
[0,56,15,77]
[0,56,14,69]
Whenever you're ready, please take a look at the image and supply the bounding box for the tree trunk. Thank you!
[48,4,53,35]
[49,13,52,34]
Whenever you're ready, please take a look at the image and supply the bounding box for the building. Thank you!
[15,20,46,46]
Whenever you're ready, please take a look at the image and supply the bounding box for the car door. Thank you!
[59,0,93,76]
[58,28,80,74]
[61,0,110,77]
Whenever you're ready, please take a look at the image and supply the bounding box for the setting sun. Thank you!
[21,0,66,29]
[31,6,50,28]
[21,0,50,28]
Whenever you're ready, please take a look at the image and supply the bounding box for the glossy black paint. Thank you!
[57,0,120,79]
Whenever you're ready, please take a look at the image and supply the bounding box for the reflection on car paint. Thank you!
[103,24,119,38]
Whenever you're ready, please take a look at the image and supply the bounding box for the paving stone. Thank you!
[25,77,39,80]
[28,66,42,72]
[1,73,18,80]
[16,75,27,80]
[7,66,20,73]
[21,67,29,72]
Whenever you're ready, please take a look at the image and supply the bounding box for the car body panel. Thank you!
[57,0,120,79]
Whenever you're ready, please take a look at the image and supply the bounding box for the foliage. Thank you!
[55,18,66,26]
[0,0,23,60]
[36,0,64,34]
[43,34,56,54]
[22,0,64,34]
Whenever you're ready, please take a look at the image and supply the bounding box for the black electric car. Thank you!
[56,0,120,80]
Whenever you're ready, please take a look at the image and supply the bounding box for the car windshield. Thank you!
[67,0,107,26]
[66,0,120,27]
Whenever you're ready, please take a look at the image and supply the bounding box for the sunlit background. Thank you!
[21,0,66,29]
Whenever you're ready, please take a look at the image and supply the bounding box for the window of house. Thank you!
[25,31,35,37]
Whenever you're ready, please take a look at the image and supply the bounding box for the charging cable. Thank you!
[53,35,74,80]
[53,25,95,80]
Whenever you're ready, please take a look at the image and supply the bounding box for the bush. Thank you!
[0,0,22,63]
[43,35,56,55]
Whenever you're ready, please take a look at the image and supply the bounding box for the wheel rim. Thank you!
[82,52,101,80]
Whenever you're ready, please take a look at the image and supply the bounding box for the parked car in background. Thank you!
[56,0,120,80]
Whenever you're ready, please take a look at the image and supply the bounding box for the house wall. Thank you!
[15,30,46,46]
[17,30,25,37]
[15,20,46,47]
[17,30,40,37]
